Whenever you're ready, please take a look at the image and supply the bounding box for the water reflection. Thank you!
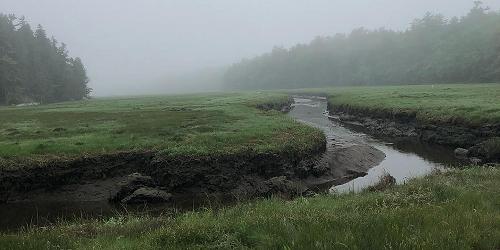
[290,96,459,193]
[0,96,462,231]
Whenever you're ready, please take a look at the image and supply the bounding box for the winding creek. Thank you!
[0,96,462,231]
[289,96,460,193]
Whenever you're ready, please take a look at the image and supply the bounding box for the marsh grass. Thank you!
[327,83,500,125]
[0,92,323,163]
[287,83,500,125]
[2,166,500,249]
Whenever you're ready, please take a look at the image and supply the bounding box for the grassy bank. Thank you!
[1,166,499,249]
[2,85,500,249]
[0,92,323,164]
[324,83,500,125]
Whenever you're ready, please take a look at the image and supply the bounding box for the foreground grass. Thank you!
[1,166,499,249]
[0,92,323,161]
[291,83,500,125]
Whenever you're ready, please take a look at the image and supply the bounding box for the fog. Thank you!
[2,0,500,96]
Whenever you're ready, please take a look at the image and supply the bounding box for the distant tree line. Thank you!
[0,14,90,105]
[224,3,500,90]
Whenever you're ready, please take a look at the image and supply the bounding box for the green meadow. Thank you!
[2,84,500,249]
[0,92,323,161]
[324,83,500,125]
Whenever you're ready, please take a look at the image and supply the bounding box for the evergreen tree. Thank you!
[0,14,18,104]
[0,14,90,105]
[224,4,500,90]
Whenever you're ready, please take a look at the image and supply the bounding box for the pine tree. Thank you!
[223,4,500,90]
[0,14,19,104]
[0,14,90,105]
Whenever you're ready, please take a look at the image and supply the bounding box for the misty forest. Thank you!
[225,3,500,89]
[0,14,90,105]
[1,2,500,249]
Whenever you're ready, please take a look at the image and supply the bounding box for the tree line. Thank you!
[0,14,90,105]
[224,3,500,90]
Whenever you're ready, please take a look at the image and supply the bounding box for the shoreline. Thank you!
[327,102,500,164]
[0,99,385,208]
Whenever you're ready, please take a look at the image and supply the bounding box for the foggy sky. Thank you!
[2,0,500,96]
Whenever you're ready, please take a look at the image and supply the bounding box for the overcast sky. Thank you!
[2,0,500,96]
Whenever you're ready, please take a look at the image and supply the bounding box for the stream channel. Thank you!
[289,96,460,193]
[0,96,461,231]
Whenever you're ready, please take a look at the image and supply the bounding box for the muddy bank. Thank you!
[0,130,383,204]
[301,144,385,191]
[289,96,471,194]
[0,100,318,203]
[289,97,386,190]
[0,146,328,204]
[0,97,386,206]
[328,103,500,163]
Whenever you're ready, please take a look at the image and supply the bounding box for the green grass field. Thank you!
[324,83,500,125]
[2,166,499,249]
[3,84,497,161]
[0,92,323,161]
[2,84,500,249]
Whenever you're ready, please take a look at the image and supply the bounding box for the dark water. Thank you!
[0,201,119,231]
[0,97,461,232]
[289,96,461,193]
[0,195,228,232]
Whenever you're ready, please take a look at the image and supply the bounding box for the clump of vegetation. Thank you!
[0,92,324,165]
[367,172,396,192]
[2,166,500,249]
[254,95,293,112]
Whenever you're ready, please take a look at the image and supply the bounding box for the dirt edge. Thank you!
[328,102,500,163]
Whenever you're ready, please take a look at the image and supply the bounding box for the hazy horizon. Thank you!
[2,0,500,96]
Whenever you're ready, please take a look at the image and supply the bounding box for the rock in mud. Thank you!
[469,157,482,165]
[454,148,469,158]
[405,128,419,137]
[111,173,156,202]
[468,137,500,163]
[121,187,172,204]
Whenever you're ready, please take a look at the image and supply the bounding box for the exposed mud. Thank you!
[288,97,386,190]
[0,98,386,205]
[289,96,463,194]
[0,98,387,230]
[0,152,154,203]
[0,149,330,204]
[329,103,500,163]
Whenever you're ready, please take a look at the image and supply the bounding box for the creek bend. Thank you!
[0,96,460,231]
[289,96,459,193]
